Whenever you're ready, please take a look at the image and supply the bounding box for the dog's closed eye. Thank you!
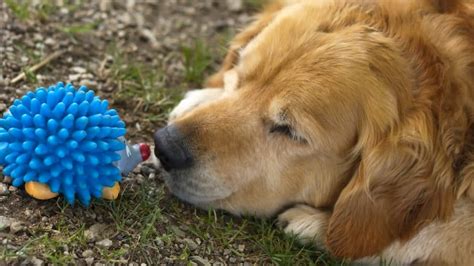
[270,124,292,135]
[270,123,306,143]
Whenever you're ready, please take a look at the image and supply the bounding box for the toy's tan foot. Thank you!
[25,181,59,200]
[102,182,120,200]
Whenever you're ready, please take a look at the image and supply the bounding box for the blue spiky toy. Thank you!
[0,82,151,205]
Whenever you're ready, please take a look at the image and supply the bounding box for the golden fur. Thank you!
[164,0,474,264]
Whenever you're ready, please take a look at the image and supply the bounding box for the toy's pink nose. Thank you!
[139,143,151,161]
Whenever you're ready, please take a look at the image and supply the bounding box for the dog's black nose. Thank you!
[154,125,193,171]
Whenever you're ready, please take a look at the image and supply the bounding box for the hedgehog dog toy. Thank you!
[0,82,151,205]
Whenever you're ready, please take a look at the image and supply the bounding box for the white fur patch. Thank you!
[278,204,329,247]
[223,70,239,92]
[168,88,224,123]
[149,147,161,169]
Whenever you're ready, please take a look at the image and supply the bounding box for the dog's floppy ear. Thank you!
[326,115,455,259]
[205,1,284,88]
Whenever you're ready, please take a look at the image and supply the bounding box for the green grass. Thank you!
[94,182,166,264]
[7,215,87,264]
[60,21,99,36]
[107,45,184,124]
[217,29,236,57]
[23,68,38,84]
[12,44,42,85]
[13,43,42,63]
[62,187,338,264]
[182,40,213,86]
[5,0,30,21]
[184,209,342,265]
[33,0,59,22]
[101,38,224,127]
[244,0,270,10]
[0,179,350,265]
[6,0,83,22]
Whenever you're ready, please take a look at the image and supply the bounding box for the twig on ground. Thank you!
[11,50,66,84]
[98,56,109,79]
[133,98,144,113]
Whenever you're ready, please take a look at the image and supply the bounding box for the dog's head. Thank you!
[154,0,459,259]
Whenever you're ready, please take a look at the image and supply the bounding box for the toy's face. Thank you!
[154,3,406,216]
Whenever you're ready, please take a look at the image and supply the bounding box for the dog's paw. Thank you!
[169,88,224,123]
[278,204,330,246]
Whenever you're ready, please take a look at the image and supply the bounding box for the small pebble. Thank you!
[85,223,108,241]
[0,216,12,231]
[24,209,32,217]
[183,238,198,251]
[68,74,82,81]
[71,66,87,74]
[0,183,9,195]
[10,221,26,233]
[10,23,27,33]
[82,249,94,258]
[170,225,185,237]
[226,0,243,12]
[2,176,11,184]
[60,7,69,15]
[80,79,97,88]
[155,238,164,247]
[30,256,44,266]
[140,28,160,49]
[96,238,113,248]
[140,165,155,177]
[190,256,211,266]
[136,174,145,184]
[33,33,43,42]
[81,73,94,79]
[35,43,45,50]
[85,257,94,265]
[44,38,56,46]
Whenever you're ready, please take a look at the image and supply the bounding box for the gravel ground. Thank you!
[0,1,339,265]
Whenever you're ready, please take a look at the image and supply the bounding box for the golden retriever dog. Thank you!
[153,0,474,264]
